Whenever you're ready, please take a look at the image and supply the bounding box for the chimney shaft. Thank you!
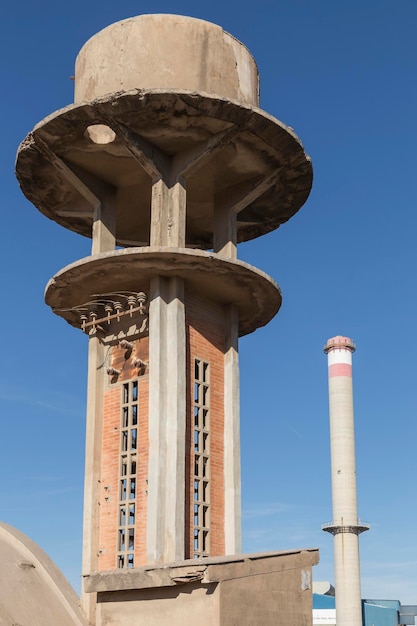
[322,336,369,626]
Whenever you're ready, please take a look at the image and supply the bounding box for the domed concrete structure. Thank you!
[0,523,88,626]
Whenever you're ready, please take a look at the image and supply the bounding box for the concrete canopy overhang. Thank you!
[16,89,312,248]
[45,247,282,336]
[84,549,319,593]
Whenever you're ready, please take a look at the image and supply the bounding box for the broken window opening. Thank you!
[193,358,210,558]
[117,380,139,569]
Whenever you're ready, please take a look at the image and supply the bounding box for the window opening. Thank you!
[193,359,210,557]
[117,380,138,568]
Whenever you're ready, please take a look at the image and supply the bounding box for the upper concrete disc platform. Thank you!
[45,247,282,337]
[16,89,312,248]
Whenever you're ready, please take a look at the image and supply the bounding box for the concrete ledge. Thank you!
[87,549,319,626]
[85,549,319,592]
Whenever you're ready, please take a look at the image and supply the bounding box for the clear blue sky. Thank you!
[1,0,416,604]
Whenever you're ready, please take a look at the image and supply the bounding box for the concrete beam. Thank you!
[172,125,240,181]
[33,134,100,211]
[33,135,116,254]
[215,168,283,215]
[102,117,170,179]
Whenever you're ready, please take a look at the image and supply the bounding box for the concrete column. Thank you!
[324,336,366,626]
[213,206,237,259]
[147,276,186,564]
[150,178,186,248]
[223,305,242,553]
[91,188,116,254]
[81,335,106,625]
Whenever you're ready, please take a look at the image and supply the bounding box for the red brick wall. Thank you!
[98,385,119,570]
[98,336,149,571]
[185,294,225,558]
[97,292,227,569]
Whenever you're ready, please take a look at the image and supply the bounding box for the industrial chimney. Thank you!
[323,336,369,626]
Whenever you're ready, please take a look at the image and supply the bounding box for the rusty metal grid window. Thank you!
[193,359,210,558]
[117,380,138,568]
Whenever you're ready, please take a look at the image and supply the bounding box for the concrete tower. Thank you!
[323,336,369,626]
[16,15,316,626]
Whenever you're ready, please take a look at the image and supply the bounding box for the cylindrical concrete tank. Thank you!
[323,336,369,626]
[74,14,260,105]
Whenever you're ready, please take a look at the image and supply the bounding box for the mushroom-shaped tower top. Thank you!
[324,336,356,353]
[75,15,259,106]
[16,13,312,249]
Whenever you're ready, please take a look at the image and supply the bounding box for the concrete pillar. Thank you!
[91,188,116,254]
[81,336,106,624]
[323,336,368,626]
[146,276,186,564]
[213,206,237,260]
[84,184,116,613]
[150,178,186,248]
[223,305,241,554]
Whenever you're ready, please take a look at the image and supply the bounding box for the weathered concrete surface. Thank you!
[81,335,105,625]
[147,276,186,565]
[84,549,319,626]
[0,522,90,626]
[44,247,282,337]
[223,304,241,555]
[75,15,260,106]
[16,90,312,248]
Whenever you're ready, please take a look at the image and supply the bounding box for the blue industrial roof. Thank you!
[313,594,336,609]
[363,602,399,626]
[313,595,416,626]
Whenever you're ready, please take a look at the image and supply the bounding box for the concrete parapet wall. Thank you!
[85,549,318,626]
